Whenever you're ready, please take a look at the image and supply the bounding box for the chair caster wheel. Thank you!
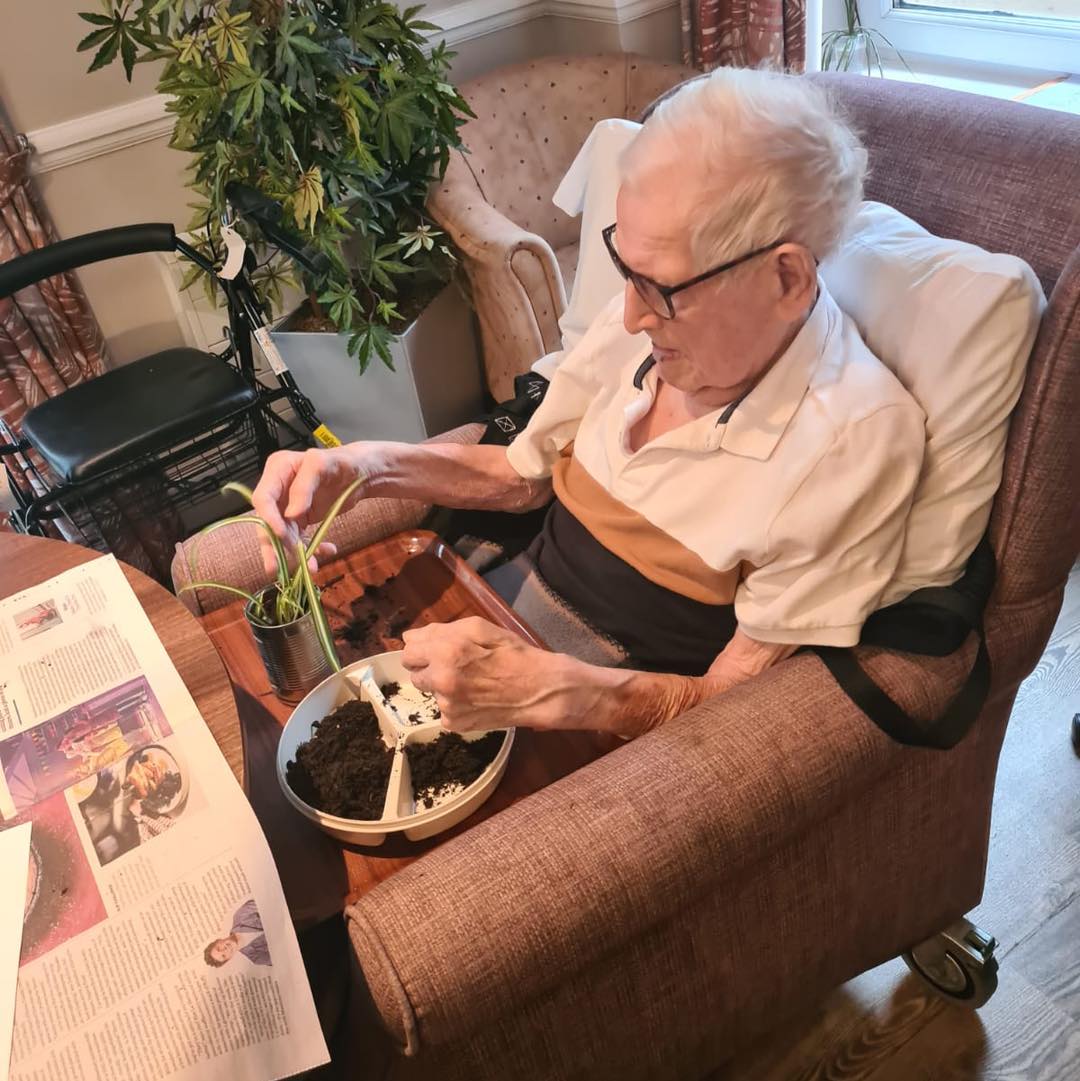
[902,917,998,1008]
[1071,713,1080,757]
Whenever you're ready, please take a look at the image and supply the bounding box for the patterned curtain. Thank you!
[680,0,807,72]
[0,111,181,582]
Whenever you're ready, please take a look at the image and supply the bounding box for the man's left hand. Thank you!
[400,617,602,733]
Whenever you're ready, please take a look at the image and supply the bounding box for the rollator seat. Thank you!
[21,349,258,483]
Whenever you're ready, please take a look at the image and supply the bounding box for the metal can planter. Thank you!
[245,587,337,702]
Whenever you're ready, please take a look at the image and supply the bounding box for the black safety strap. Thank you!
[811,534,996,750]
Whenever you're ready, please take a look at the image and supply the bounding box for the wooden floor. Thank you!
[712,564,1080,1081]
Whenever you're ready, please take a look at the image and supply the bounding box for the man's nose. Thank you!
[622,281,663,336]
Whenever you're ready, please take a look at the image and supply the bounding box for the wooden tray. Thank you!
[319,529,543,663]
[201,530,618,908]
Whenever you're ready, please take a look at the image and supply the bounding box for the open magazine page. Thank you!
[0,556,329,1081]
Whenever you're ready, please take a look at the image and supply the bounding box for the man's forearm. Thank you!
[567,630,797,739]
[353,440,551,513]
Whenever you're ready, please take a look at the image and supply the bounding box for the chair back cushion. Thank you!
[812,75,1076,298]
[454,54,694,253]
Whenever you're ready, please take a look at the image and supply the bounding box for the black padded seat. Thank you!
[21,349,257,483]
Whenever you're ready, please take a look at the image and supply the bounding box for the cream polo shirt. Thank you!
[506,283,927,648]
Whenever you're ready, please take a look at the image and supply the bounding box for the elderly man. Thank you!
[252,68,925,739]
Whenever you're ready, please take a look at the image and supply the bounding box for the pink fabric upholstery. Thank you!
[427,54,696,400]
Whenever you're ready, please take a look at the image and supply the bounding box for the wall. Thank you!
[0,0,681,363]
[0,2,191,364]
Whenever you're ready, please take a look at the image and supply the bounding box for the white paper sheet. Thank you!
[0,823,31,1081]
[0,556,328,1081]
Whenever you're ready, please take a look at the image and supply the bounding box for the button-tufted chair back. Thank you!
[428,53,696,400]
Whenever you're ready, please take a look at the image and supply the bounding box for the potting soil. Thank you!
[286,699,393,820]
[406,731,505,810]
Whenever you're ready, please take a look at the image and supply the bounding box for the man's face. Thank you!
[614,162,810,410]
[210,936,238,964]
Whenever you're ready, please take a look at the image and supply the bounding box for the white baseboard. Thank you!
[24,0,677,172]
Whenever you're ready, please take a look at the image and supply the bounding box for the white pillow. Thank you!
[537,120,1046,602]
[821,203,1044,601]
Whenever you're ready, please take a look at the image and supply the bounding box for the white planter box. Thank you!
[271,285,484,444]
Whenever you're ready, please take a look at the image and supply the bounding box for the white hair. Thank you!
[621,68,867,269]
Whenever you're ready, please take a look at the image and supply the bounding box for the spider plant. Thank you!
[822,0,910,76]
[180,477,365,671]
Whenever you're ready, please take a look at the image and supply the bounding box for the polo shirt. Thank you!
[506,282,927,649]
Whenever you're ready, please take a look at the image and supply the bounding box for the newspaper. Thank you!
[0,555,329,1081]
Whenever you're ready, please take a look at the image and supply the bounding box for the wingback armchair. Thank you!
[172,73,1080,1080]
[426,53,696,401]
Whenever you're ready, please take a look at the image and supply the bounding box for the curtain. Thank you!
[680,0,807,73]
[0,112,181,583]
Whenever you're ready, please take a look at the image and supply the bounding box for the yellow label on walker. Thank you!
[313,424,342,448]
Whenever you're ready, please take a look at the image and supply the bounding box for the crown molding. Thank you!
[23,0,678,172]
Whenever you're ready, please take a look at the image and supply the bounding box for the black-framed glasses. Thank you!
[602,223,785,320]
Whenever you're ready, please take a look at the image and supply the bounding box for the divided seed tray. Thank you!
[276,650,514,846]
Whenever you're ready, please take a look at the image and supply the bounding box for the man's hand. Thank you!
[251,446,373,574]
[401,617,613,733]
[400,620,797,738]
[248,439,550,577]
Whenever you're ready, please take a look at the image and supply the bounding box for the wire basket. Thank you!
[8,404,308,562]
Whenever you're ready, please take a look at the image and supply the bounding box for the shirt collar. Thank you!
[714,279,835,460]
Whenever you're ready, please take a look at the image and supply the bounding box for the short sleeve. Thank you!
[735,403,927,647]
[506,295,625,480]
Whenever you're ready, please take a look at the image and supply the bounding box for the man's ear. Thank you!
[773,244,818,318]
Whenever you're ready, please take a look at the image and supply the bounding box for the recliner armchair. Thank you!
[172,72,1080,1080]
[426,53,696,401]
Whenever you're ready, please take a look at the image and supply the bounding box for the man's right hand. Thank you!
[251,445,371,575]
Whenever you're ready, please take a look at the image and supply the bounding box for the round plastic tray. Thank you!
[276,651,514,846]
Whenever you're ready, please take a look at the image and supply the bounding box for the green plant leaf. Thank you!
[87,29,122,72]
[295,543,340,672]
[178,580,260,607]
[303,475,366,564]
[77,25,116,53]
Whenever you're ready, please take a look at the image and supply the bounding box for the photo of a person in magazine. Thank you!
[203,898,272,967]
[14,600,63,640]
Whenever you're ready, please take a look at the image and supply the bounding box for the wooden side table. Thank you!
[200,530,618,909]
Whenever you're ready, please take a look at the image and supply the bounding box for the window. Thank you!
[858,0,1080,72]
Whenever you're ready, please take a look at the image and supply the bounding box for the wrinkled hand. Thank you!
[401,617,608,733]
[250,446,369,575]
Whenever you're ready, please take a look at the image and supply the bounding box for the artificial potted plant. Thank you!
[78,0,482,444]
[180,480,362,700]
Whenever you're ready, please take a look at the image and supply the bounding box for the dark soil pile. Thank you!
[406,732,505,810]
[286,700,393,820]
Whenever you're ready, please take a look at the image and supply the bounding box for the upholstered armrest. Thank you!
[345,642,972,1056]
[171,422,485,615]
[428,159,567,400]
[429,157,561,273]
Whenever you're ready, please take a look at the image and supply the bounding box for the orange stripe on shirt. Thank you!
[551,451,747,605]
